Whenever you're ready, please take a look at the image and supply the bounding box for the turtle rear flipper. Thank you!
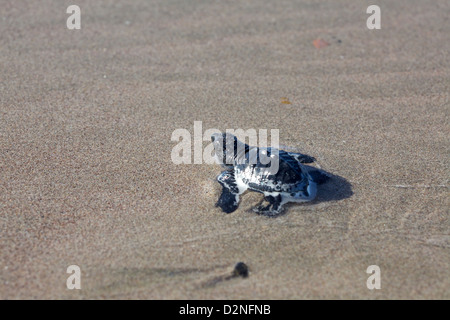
[253,194,285,216]
[307,169,330,184]
[288,152,316,164]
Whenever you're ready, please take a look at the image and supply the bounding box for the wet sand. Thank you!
[0,0,449,299]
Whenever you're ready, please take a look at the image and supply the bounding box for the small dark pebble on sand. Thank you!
[233,262,249,278]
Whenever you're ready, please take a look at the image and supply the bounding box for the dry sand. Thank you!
[0,0,449,299]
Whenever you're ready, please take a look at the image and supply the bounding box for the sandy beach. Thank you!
[0,0,449,299]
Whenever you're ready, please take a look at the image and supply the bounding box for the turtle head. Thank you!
[211,132,247,168]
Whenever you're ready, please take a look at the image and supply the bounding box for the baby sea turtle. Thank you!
[211,133,329,215]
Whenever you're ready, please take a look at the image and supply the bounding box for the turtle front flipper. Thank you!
[216,186,240,213]
[216,170,246,214]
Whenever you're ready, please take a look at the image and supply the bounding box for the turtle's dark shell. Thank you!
[236,148,312,193]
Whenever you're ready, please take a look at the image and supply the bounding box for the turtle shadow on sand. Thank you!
[307,167,353,203]
[251,167,353,218]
